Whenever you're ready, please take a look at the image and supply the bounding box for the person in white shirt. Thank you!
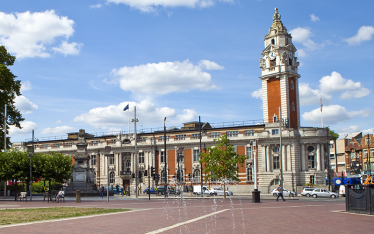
[56,188,65,203]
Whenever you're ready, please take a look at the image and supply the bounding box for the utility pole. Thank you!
[132,107,139,198]
[368,134,371,178]
[199,116,203,197]
[163,117,167,198]
[279,107,283,196]
[4,104,7,197]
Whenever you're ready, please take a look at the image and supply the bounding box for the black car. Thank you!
[156,186,175,195]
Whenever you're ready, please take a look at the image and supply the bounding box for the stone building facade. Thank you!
[12,8,330,194]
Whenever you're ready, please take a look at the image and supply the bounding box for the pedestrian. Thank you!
[100,185,104,198]
[121,185,124,196]
[276,184,286,202]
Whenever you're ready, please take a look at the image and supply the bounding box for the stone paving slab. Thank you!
[0,197,370,234]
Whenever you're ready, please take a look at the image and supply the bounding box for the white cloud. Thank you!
[73,100,196,129]
[14,96,38,114]
[362,128,374,135]
[52,41,83,56]
[106,0,232,12]
[20,81,32,92]
[302,105,370,125]
[41,126,75,134]
[198,60,224,70]
[109,59,218,95]
[319,71,370,99]
[90,4,103,9]
[55,120,62,124]
[0,10,79,58]
[339,125,360,135]
[251,88,262,99]
[9,121,38,136]
[310,14,319,22]
[289,27,319,56]
[299,83,331,106]
[346,26,374,46]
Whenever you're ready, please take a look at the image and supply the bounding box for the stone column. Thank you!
[267,146,272,172]
[316,144,321,171]
[261,145,266,172]
[116,153,120,175]
[282,145,287,171]
[287,144,292,172]
[321,144,325,171]
[301,144,305,171]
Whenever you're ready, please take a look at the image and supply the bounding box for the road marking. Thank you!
[145,209,229,234]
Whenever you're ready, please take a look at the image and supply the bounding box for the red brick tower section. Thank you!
[260,8,300,128]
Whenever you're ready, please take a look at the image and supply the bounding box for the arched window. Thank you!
[193,169,201,182]
[161,170,166,183]
[126,160,131,172]
[271,38,275,45]
[109,172,115,184]
[290,80,294,90]
[273,115,278,123]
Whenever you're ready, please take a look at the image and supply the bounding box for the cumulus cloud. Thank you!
[0,10,80,58]
[20,81,32,92]
[52,41,83,56]
[310,14,319,22]
[319,71,370,99]
[346,26,374,45]
[9,121,38,136]
[299,83,331,105]
[289,27,318,57]
[73,100,196,129]
[55,120,62,124]
[41,126,75,134]
[251,88,262,99]
[198,60,224,70]
[106,0,232,12]
[109,59,218,95]
[14,96,38,114]
[302,105,370,125]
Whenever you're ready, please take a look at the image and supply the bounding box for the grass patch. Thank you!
[0,207,129,225]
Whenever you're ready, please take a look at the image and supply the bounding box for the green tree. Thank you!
[42,152,73,193]
[0,45,24,150]
[328,127,339,174]
[200,134,247,198]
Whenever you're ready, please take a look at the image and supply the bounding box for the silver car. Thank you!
[301,188,315,197]
[271,189,297,197]
[311,189,339,199]
[213,187,233,196]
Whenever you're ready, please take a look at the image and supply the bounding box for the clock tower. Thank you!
[260,8,300,129]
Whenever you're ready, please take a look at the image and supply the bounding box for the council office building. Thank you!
[12,8,329,194]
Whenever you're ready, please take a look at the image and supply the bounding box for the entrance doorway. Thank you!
[123,179,130,191]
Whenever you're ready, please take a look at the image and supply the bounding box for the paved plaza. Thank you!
[0,194,371,233]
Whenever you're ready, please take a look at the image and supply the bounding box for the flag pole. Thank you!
[320,98,323,128]
[128,102,130,133]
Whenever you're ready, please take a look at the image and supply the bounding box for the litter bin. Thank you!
[76,190,81,203]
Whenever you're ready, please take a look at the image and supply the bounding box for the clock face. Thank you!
[289,51,293,59]
[269,51,276,60]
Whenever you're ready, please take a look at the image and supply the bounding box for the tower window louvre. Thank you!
[290,80,294,90]
[271,39,275,45]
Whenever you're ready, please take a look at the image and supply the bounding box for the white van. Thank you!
[339,185,345,197]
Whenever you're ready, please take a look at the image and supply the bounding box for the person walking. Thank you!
[276,184,286,202]
[100,185,104,198]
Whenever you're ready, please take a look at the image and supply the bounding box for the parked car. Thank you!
[271,188,297,197]
[144,187,157,194]
[311,189,339,198]
[339,185,345,197]
[212,187,233,196]
[193,186,217,196]
[301,188,315,197]
[156,186,175,195]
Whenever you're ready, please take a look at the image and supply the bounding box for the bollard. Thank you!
[76,190,81,203]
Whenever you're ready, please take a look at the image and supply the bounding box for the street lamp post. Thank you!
[368,134,371,178]
[27,136,34,202]
[104,146,111,202]
[132,107,139,198]
[164,117,167,198]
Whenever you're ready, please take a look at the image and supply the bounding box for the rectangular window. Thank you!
[272,129,279,135]
[371,150,374,157]
[209,132,221,138]
[191,133,201,140]
[247,167,253,181]
[246,146,253,160]
[91,140,100,146]
[174,134,186,141]
[109,155,114,165]
[273,156,280,169]
[65,142,74,147]
[308,155,315,168]
[364,150,368,158]
[161,151,165,163]
[226,131,238,137]
[330,154,335,159]
[270,59,276,67]
[245,130,255,136]
[330,144,334,148]
[159,136,170,142]
[193,149,200,162]
[91,155,96,166]
[351,151,356,159]
[42,144,49,148]
[139,152,144,164]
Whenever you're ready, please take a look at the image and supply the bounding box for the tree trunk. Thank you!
[224,180,226,199]
[14,179,17,201]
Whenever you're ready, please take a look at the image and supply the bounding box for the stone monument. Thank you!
[65,129,99,196]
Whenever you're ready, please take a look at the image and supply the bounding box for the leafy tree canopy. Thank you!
[0,45,24,149]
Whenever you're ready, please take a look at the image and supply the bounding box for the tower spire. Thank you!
[269,7,287,34]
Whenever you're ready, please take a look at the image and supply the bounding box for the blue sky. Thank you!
[2,0,373,143]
